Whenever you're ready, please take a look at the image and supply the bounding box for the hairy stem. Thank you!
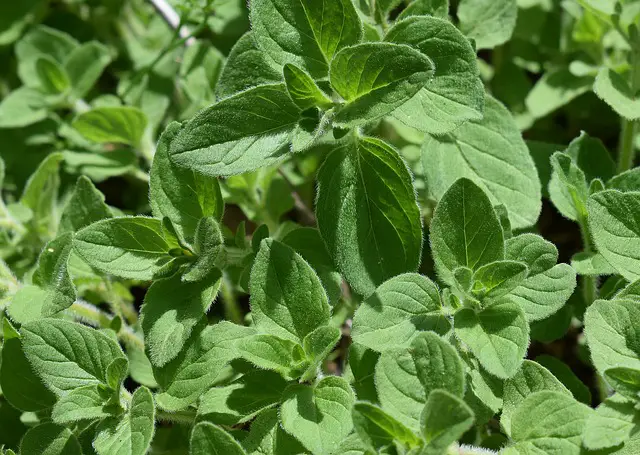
[578,214,598,306]
[156,409,197,425]
[221,272,244,325]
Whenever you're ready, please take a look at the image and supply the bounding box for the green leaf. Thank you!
[93,386,155,455]
[241,408,307,455]
[594,68,640,120]
[33,233,76,317]
[20,423,82,455]
[330,43,434,127]
[0,87,48,128]
[397,0,449,19]
[585,299,640,375]
[430,178,504,286]
[215,32,282,99]
[20,152,63,233]
[375,333,464,431]
[605,367,640,402]
[280,376,355,455]
[237,334,304,378]
[141,271,220,367]
[59,176,112,234]
[588,190,640,281]
[0,318,56,412]
[170,84,301,177]
[471,260,528,299]
[501,360,571,436]
[352,402,422,451]
[183,217,225,282]
[384,16,484,135]
[421,390,475,454]
[197,370,287,425]
[283,64,333,110]
[454,300,529,379]
[190,422,247,455]
[154,322,255,411]
[64,41,111,101]
[505,234,576,322]
[72,107,148,146]
[74,216,178,281]
[457,0,517,49]
[150,122,223,244]
[316,137,422,297]
[62,150,137,182]
[571,251,616,276]
[535,355,591,405]
[281,227,342,306]
[51,384,111,424]
[21,319,126,396]
[422,95,541,229]
[346,343,380,403]
[126,342,157,389]
[301,325,341,380]
[608,167,640,192]
[352,273,447,352]
[250,239,330,342]
[582,394,640,450]
[0,0,43,46]
[15,25,78,87]
[508,391,592,455]
[250,0,362,78]
[6,285,48,325]
[35,56,70,95]
[525,69,593,120]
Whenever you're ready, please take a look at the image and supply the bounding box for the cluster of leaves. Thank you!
[1,0,640,454]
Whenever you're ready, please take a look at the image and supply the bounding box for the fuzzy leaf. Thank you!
[316,137,422,297]
[352,401,422,451]
[594,68,640,120]
[283,63,332,110]
[458,0,517,49]
[20,423,82,455]
[421,390,475,454]
[582,394,640,450]
[422,95,541,229]
[190,422,246,455]
[454,300,529,379]
[64,41,111,100]
[51,384,111,425]
[32,233,76,316]
[72,107,147,146]
[385,16,484,135]
[352,273,447,352]
[330,42,434,127]
[59,176,112,234]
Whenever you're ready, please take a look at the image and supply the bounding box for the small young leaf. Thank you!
[150,122,224,244]
[237,334,304,378]
[240,408,307,455]
[190,422,247,455]
[385,16,484,135]
[51,384,111,425]
[457,0,517,49]
[316,137,422,297]
[454,300,529,379]
[280,376,355,455]
[182,217,224,282]
[170,84,301,177]
[59,176,112,234]
[352,402,422,451]
[72,107,148,146]
[422,95,541,229]
[301,325,341,380]
[588,190,640,281]
[352,273,447,352]
[64,41,111,100]
[93,386,155,455]
[283,64,332,110]
[605,367,640,402]
[250,239,330,342]
[31,233,76,316]
[430,178,504,285]
[472,260,528,299]
[21,319,126,396]
[330,43,434,127]
[74,216,179,280]
[250,0,362,78]
[420,390,475,453]
[35,56,70,95]
[141,271,219,367]
[20,423,82,455]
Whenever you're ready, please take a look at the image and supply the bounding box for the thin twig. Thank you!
[147,0,196,45]
[278,169,316,226]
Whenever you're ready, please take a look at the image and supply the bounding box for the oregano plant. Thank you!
[2,0,640,454]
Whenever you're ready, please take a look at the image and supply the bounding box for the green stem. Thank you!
[221,272,244,325]
[578,215,598,306]
[618,42,640,172]
[156,409,197,425]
